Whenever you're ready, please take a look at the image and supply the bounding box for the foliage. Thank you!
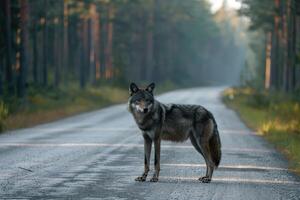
[238,0,274,31]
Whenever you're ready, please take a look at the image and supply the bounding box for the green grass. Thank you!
[223,88,300,175]
[0,85,128,131]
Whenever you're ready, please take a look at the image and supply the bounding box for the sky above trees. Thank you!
[207,0,241,13]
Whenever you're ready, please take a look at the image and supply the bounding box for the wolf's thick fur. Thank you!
[128,83,221,183]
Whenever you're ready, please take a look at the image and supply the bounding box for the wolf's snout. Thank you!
[143,108,149,113]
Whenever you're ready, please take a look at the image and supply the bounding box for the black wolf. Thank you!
[128,83,221,183]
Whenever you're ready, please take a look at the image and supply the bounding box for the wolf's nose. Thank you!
[143,108,149,113]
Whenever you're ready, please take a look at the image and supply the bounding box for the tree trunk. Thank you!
[145,0,154,82]
[96,10,101,81]
[105,3,114,79]
[272,0,281,89]
[296,1,300,89]
[3,0,14,94]
[88,3,100,84]
[88,17,95,84]
[54,17,60,87]
[42,0,49,87]
[63,0,69,84]
[78,18,85,89]
[83,17,89,82]
[0,59,3,96]
[287,0,297,91]
[32,18,38,83]
[90,3,101,82]
[281,0,289,92]
[270,26,279,89]
[265,32,272,90]
[19,0,29,98]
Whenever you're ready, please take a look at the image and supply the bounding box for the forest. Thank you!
[223,0,300,175]
[0,0,243,100]
[239,0,300,92]
[0,0,246,130]
[1,0,300,132]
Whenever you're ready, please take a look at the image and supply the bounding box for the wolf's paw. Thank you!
[135,176,146,182]
[199,176,211,183]
[150,177,159,182]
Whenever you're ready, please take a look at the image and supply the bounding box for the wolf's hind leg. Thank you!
[136,135,152,182]
[198,142,215,183]
[190,132,211,183]
[190,133,204,156]
[190,130,210,183]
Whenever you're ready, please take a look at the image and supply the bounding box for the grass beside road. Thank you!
[222,87,300,175]
[0,85,128,132]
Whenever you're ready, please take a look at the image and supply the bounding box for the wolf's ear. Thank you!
[145,82,155,94]
[129,82,139,95]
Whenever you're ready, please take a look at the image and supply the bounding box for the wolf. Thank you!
[128,83,221,183]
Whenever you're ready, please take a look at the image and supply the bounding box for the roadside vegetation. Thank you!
[223,88,300,175]
[0,84,128,132]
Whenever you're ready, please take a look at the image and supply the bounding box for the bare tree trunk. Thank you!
[0,59,3,96]
[95,16,101,81]
[78,17,85,89]
[42,0,49,87]
[3,0,14,94]
[145,0,154,82]
[32,18,38,83]
[281,0,289,92]
[88,3,99,84]
[63,0,69,84]
[88,18,95,84]
[287,0,297,91]
[272,0,281,89]
[270,26,279,89]
[19,0,29,98]
[92,3,101,82]
[54,17,60,87]
[296,1,300,88]
[265,32,272,89]
[105,3,114,79]
[83,17,89,82]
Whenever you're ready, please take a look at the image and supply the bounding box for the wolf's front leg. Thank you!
[150,138,161,182]
[135,135,152,182]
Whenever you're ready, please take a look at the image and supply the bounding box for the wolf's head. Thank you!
[128,82,155,114]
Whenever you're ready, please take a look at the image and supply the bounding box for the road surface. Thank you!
[0,87,299,199]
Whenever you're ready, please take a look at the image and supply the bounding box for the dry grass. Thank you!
[1,86,128,131]
[223,87,300,175]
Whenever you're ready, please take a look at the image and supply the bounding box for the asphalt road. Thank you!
[0,87,300,200]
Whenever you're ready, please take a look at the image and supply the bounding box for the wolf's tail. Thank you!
[207,111,221,168]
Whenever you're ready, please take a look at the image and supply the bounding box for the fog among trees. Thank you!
[0,0,247,99]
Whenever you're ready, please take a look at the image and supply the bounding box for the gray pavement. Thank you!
[0,87,299,199]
